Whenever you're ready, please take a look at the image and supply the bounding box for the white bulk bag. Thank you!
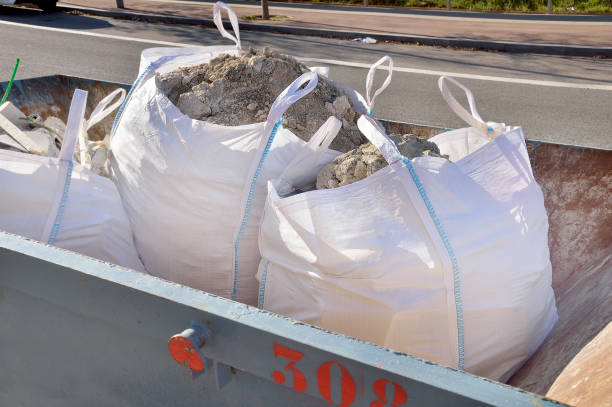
[110,64,344,305]
[0,89,145,272]
[138,1,242,75]
[257,79,557,382]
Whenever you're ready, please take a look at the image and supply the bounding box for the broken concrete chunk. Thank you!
[0,102,29,152]
[23,128,60,157]
[0,134,27,152]
[155,48,366,152]
[0,101,29,131]
[155,71,182,97]
[390,134,447,161]
[316,134,448,190]
[332,96,351,117]
[177,92,212,118]
[248,55,265,73]
[181,70,201,87]
[90,143,111,178]
[284,117,297,129]
[0,111,48,156]
[44,116,67,146]
[316,163,338,189]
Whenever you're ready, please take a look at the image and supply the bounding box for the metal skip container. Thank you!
[1,76,610,406]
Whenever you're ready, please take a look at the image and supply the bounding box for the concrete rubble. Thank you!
[156,47,367,153]
[0,103,60,157]
[316,134,448,189]
[0,102,111,177]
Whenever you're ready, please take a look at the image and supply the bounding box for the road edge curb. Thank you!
[58,4,612,57]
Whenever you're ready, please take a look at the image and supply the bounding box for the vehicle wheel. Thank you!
[39,0,58,11]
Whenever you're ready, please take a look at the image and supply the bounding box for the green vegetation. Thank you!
[242,14,292,20]
[291,0,611,13]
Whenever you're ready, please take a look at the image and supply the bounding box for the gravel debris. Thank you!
[156,47,367,152]
[316,134,448,189]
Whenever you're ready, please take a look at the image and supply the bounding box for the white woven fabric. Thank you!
[257,81,557,381]
[0,89,144,272]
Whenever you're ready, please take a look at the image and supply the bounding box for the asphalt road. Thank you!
[1,6,611,149]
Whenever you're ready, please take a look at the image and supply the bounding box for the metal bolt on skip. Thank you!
[168,322,212,374]
[168,322,235,389]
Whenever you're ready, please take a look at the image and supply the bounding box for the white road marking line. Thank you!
[0,19,194,47]
[2,19,611,91]
[297,57,612,90]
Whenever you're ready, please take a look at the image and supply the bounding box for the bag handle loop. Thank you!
[86,88,126,132]
[213,1,242,52]
[266,71,318,128]
[302,115,341,152]
[40,89,88,245]
[276,116,342,193]
[366,56,393,115]
[438,75,502,139]
[356,114,402,165]
[59,89,88,162]
[233,72,318,298]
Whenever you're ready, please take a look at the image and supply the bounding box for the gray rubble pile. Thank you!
[155,47,367,152]
[316,134,448,189]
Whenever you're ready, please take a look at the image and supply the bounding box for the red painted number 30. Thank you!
[272,344,408,406]
[271,344,307,392]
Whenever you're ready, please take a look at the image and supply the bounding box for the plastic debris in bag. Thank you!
[0,87,125,179]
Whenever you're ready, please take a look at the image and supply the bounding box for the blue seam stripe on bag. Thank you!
[110,62,153,139]
[48,160,74,245]
[232,119,282,301]
[258,261,270,309]
[402,157,465,370]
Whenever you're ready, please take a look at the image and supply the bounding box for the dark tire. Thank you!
[39,0,58,11]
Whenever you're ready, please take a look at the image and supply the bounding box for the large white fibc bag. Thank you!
[138,1,241,75]
[110,66,343,305]
[0,90,145,272]
[257,79,557,382]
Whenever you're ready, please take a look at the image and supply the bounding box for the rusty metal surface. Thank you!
[0,75,129,141]
[546,321,612,406]
[509,250,611,395]
[501,142,612,395]
[525,142,612,290]
[381,119,450,139]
